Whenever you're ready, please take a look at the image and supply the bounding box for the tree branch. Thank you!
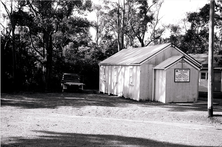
[29,31,44,57]
[131,24,143,46]
[1,1,10,16]
[145,1,163,46]
[27,0,38,17]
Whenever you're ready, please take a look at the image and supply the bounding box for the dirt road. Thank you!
[1,92,222,147]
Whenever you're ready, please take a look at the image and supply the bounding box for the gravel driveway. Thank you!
[1,92,222,147]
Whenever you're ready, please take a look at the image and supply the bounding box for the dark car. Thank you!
[61,73,85,92]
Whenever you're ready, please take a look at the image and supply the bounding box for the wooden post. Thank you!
[208,0,215,117]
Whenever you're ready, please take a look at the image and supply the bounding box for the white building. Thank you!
[99,43,201,103]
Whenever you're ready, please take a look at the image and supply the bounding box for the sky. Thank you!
[159,0,209,25]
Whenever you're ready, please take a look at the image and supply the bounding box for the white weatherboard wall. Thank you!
[99,65,141,101]
[199,70,222,92]
[154,60,199,103]
[189,53,222,92]
[166,62,199,102]
[139,46,182,101]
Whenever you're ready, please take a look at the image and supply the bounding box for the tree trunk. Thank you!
[117,0,120,51]
[45,34,53,92]
[11,25,16,91]
[121,0,125,49]
[138,37,145,47]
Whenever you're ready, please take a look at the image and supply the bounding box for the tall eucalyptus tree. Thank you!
[93,0,164,50]
[1,0,92,91]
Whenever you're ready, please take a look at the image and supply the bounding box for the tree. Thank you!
[1,0,18,90]
[91,0,164,52]
[90,0,120,56]
[162,0,222,54]
[16,0,92,91]
[181,0,222,54]
[125,0,164,47]
[1,0,93,92]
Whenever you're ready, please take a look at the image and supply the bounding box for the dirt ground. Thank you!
[1,91,222,147]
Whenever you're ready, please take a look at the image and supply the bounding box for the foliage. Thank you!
[165,0,222,54]
[1,0,99,92]
[92,0,164,50]
[125,0,164,47]
[4,0,221,93]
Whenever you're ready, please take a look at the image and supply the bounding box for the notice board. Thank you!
[174,69,190,83]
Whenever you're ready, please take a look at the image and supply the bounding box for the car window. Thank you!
[63,74,80,82]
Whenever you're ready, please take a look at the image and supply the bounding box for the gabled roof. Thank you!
[154,56,201,70]
[99,43,202,68]
[99,43,171,66]
[154,56,182,70]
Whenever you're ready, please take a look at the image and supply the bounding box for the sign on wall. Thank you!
[174,69,190,82]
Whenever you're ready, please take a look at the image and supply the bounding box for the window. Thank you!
[201,72,206,79]
[101,66,106,82]
[129,68,133,85]
[113,67,117,84]
[201,72,208,80]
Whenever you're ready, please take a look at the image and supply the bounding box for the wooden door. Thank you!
[214,71,221,92]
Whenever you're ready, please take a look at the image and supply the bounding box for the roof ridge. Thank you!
[99,43,172,66]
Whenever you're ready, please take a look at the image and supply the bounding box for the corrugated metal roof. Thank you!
[189,54,208,64]
[99,43,171,65]
[154,55,201,70]
[189,54,222,67]
[189,54,222,70]
[154,56,182,69]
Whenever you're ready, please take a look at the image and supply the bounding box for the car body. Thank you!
[61,73,85,92]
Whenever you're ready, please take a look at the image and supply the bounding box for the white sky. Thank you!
[159,0,209,25]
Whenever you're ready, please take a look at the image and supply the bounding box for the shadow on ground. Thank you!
[1,131,197,147]
[164,99,222,113]
[1,91,222,113]
[1,91,164,109]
